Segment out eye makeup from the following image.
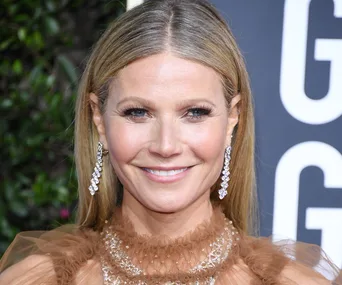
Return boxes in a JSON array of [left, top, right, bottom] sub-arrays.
[[117, 101, 215, 123], [183, 105, 213, 121]]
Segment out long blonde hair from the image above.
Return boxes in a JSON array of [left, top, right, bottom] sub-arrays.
[[75, 0, 257, 234]]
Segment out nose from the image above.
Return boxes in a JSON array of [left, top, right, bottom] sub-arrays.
[[148, 116, 182, 158]]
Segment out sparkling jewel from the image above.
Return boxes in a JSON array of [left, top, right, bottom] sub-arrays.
[[89, 142, 105, 196], [100, 217, 239, 284], [218, 146, 231, 200]]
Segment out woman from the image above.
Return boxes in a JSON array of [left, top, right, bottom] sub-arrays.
[[0, 0, 341, 284]]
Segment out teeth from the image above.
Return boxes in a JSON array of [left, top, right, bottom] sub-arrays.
[[144, 168, 188, 176]]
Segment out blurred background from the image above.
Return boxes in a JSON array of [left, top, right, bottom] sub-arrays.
[[212, 0, 342, 269], [1, 0, 341, 270], [0, 0, 126, 256]]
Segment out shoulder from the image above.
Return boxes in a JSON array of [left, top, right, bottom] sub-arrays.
[[0, 226, 101, 285], [0, 255, 55, 285], [217, 258, 333, 285], [74, 259, 103, 285], [280, 262, 332, 285], [0, 256, 104, 285], [224, 235, 336, 284]]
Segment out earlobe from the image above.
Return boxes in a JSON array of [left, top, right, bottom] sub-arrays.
[[89, 93, 108, 149], [229, 94, 241, 118], [226, 94, 241, 145], [89, 93, 101, 124]]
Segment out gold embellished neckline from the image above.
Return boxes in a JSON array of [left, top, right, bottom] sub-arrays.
[[99, 207, 240, 284]]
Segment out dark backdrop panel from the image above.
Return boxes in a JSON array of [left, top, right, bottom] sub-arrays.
[[211, 0, 342, 267]]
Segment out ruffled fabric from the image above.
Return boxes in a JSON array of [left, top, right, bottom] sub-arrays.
[[99, 206, 239, 284], [0, 225, 101, 284], [0, 207, 341, 285]]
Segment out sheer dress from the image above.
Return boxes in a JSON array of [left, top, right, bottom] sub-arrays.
[[0, 207, 341, 284]]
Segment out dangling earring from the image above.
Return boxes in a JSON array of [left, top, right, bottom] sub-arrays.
[[89, 142, 106, 196], [218, 146, 232, 200]]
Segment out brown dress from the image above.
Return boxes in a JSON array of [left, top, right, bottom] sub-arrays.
[[0, 207, 341, 284]]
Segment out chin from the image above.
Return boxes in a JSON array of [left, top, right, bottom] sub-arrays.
[[149, 204, 186, 214], [138, 192, 200, 214]]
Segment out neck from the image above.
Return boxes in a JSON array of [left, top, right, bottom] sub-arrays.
[[121, 193, 213, 239]]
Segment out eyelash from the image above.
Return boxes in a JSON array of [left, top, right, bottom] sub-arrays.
[[121, 105, 212, 121], [186, 106, 212, 119], [123, 107, 149, 118]]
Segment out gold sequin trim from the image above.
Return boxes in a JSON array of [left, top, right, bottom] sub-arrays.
[[100, 219, 239, 284]]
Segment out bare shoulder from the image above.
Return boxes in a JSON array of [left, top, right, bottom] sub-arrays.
[[0, 255, 103, 285], [74, 259, 103, 285], [217, 256, 333, 285], [280, 262, 332, 285], [0, 254, 55, 285], [215, 259, 256, 285]]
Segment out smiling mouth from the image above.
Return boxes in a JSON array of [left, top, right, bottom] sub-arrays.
[[142, 168, 189, 177]]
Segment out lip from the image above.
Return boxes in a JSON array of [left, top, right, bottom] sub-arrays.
[[139, 166, 193, 183], [142, 166, 190, 171]]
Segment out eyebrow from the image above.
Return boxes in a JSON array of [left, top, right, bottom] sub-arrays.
[[175, 99, 217, 109], [117, 96, 217, 109], [117, 96, 157, 109]]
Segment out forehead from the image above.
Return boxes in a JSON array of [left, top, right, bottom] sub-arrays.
[[113, 53, 223, 97]]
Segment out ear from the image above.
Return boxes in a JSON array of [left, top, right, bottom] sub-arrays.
[[89, 93, 108, 149], [225, 94, 241, 146]]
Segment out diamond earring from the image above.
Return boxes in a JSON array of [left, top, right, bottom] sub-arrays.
[[218, 146, 231, 200], [89, 142, 106, 196]]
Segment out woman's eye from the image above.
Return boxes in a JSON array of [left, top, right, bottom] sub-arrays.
[[187, 108, 211, 119], [124, 108, 148, 118]]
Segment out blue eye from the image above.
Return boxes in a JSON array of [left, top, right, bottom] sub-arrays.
[[124, 108, 148, 118], [187, 108, 211, 118]]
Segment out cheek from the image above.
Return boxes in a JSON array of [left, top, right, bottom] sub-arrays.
[[104, 119, 149, 163], [184, 121, 227, 161], [104, 116, 227, 165]]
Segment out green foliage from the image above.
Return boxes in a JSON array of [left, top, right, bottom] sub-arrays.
[[0, 0, 125, 256]]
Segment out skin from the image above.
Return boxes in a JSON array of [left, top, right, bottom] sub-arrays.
[[0, 53, 330, 284], [90, 53, 240, 238]]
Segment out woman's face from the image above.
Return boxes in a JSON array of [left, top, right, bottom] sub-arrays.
[[91, 53, 239, 213]]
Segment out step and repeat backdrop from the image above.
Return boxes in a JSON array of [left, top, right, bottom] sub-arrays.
[[211, 0, 342, 268], [128, 0, 342, 267]]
